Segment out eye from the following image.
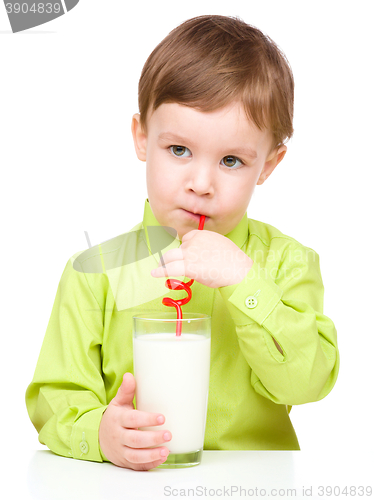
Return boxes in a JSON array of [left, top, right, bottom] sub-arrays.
[[169, 145, 192, 157], [221, 155, 243, 169]]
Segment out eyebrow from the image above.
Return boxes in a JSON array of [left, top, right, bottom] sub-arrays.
[[158, 132, 258, 160]]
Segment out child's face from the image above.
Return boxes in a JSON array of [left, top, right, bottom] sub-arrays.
[[132, 102, 286, 240]]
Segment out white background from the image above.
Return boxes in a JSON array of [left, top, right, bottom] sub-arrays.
[[1, 0, 373, 496]]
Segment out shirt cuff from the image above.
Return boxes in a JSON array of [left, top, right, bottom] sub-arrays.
[[218, 260, 283, 326], [71, 405, 109, 463]]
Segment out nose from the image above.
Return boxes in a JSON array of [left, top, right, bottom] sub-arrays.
[[185, 161, 214, 196]]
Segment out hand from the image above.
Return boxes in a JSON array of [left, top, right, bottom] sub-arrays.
[[151, 230, 253, 288], [99, 373, 171, 471]]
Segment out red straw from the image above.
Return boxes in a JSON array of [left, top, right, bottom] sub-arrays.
[[162, 215, 206, 336]]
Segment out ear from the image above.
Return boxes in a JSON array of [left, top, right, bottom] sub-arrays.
[[131, 113, 147, 162], [257, 145, 287, 185]]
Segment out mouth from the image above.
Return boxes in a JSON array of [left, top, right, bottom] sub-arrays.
[[181, 209, 210, 223]]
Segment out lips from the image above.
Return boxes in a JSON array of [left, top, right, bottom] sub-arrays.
[[182, 209, 210, 222], [184, 208, 209, 218]]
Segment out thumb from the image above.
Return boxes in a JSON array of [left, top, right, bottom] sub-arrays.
[[112, 372, 136, 408]]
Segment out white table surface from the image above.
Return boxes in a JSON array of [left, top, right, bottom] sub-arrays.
[[7, 449, 373, 500]]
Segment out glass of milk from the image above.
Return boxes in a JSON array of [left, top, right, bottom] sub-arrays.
[[133, 312, 211, 468]]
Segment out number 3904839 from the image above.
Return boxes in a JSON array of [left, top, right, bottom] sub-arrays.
[[5, 3, 61, 14]]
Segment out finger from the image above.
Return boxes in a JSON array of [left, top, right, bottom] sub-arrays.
[[122, 410, 166, 429], [112, 373, 135, 408], [151, 260, 186, 278], [129, 456, 170, 471], [181, 229, 199, 242], [124, 445, 170, 465], [156, 248, 183, 266], [123, 429, 172, 449]]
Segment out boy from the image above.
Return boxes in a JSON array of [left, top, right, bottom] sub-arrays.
[[26, 15, 339, 471]]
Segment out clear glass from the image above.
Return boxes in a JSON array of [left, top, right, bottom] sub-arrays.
[[133, 312, 211, 468]]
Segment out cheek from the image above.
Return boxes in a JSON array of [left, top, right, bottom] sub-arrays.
[[146, 151, 163, 182], [146, 158, 177, 198], [146, 164, 161, 199], [148, 147, 171, 176], [225, 175, 256, 206]]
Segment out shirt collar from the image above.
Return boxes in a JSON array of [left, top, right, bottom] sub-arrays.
[[142, 198, 249, 250]]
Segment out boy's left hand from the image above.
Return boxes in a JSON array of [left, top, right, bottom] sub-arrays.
[[151, 229, 253, 288]]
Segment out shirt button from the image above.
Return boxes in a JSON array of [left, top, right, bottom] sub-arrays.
[[80, 440, 89, 454], [245, 296, 258, 308]]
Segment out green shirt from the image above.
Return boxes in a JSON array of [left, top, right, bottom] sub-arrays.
[[25, 199, 339, 462]]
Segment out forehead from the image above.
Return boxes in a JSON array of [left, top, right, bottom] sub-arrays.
[[148, 102, 272, 153]]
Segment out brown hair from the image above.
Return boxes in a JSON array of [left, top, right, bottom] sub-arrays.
[[138, 15, 294, 151]]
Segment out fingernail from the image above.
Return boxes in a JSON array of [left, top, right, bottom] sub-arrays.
[[163, 432, 171, 441], [157, 415, 164, 424], [160, 448, 169, 457]]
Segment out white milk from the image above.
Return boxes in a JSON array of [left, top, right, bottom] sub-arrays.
[[133, 333, 211, 454]]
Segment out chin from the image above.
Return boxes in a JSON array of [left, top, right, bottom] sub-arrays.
[[176, 228, 190, 241]]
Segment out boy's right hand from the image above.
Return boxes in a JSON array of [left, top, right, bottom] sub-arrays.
[[98, 372, 171, 471]]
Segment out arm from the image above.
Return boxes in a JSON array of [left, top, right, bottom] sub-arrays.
[[25, 256, 109, 462], [219, 243, 339, 405], [26, 254, 173, 469]]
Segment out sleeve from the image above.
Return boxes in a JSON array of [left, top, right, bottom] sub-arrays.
[[25, 256, 110, 463], [218, 243, 339, 405]]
